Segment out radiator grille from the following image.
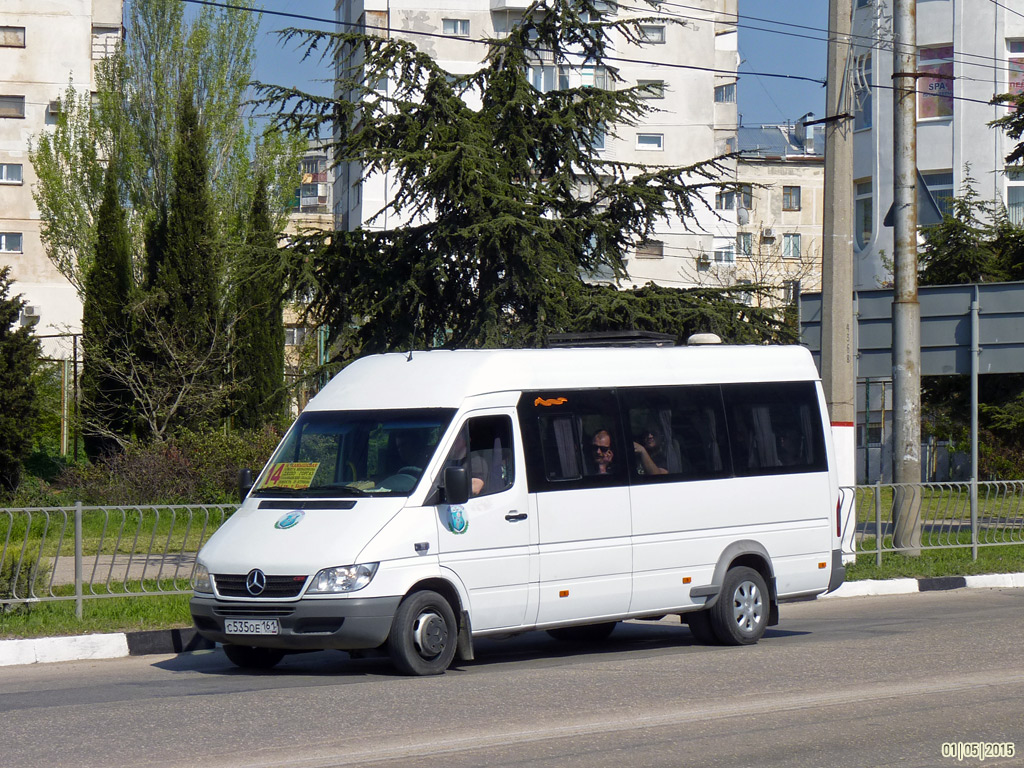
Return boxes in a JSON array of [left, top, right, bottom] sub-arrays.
[[213, 574, 307, 598]]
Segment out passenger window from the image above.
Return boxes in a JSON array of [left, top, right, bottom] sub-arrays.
[[622, 386, 730, 482], [518, 390, 626, 490], [722, 382, 826, 476], [441, 415, 514, 497]]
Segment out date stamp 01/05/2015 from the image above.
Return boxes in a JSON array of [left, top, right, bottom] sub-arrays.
[[942, 743, 1016, 762]]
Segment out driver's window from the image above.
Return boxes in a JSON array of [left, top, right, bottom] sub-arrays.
[[443, 416, 515, 498]]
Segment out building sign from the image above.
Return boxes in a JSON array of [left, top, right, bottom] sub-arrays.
[[918, 46, 954, 119]]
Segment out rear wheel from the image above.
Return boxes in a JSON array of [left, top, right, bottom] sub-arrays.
[[709, 566, 769, 645], [547, 621, 617, 643], [388, 590, 458, 676], [223, 644, 285, 670]]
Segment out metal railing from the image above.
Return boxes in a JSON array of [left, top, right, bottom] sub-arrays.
[[840, 481, 1024, 564], [1, 503, 234, 617]]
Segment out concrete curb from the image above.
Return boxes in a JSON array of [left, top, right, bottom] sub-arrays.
[[0, 627, 214, 668], [4, 573, 1024, 668]]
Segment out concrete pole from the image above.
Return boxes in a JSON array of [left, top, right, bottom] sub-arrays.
[[821, 0, 856, 497], [891, 0, 922, 554]]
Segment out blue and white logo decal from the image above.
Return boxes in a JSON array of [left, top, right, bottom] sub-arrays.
[[275, 510, 305, 530], [448, 505, 469, 535]]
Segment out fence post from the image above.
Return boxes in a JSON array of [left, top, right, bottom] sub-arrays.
[[74, 501, 83, 620], [875, 481, 883, 567]]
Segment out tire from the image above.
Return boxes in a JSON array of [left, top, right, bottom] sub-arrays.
[[223, 644, 285, 670], [388, 590, 458, 676], [546, 621, 617, 643], [683, 609, 719, 645], [709, 566, 769, 646]]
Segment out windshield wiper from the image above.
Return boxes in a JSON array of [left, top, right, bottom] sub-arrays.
[[307, 484, 372, 497]]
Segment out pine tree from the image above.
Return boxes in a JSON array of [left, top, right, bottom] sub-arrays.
[[263, 0, 746, 353], [81, 162, 136, 456], [231, 171, 286, 428], [0, 268, 41, 495], [918, 174, 1004, 286]]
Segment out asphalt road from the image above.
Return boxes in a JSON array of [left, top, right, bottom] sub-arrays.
[[2, 589, 1024, 768]]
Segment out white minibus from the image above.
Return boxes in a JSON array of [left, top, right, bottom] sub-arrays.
[[191, 344, 844, 675]]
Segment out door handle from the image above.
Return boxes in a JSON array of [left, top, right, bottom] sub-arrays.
[[504, 511, 528, 522]]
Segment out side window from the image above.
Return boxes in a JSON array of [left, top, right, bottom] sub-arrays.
[[622, 386, 730, 483], [518, 390, 626, 490], [442, 415, 514, 497], [722, 382, 827, 476]]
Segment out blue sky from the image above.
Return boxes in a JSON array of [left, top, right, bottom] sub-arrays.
[[251, 0, 829, 127]]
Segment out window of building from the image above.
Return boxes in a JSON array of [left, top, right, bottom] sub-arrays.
[[783, 279, 800, 304], [714, 83, 736, 103], [918, 45, 954, 120], [1007, 169, 1024, 227], [1007, 40, 1024, 102], [782, 185, 802, 211], [92, 25, 120, 59], [637, 79, 665, 99], [715, 189, 736, 210], [0, 233, 23, 253], [855, 179, 872, 250], [529, 65, 558, 93], [639, 24, 666, 44], [0, 26, 26, 47], [922, 171, 954, 216], [635, 241, 664, 259], [636, 133, 664, 150], [854, 53, 872, 130], [714, 243, 735, 263], [442, 18, 470, 37], [0, 96, 26, 119], [782, 233, 801, 259], [736, 232, 753, 257], [285, 327, 308, 346], [0, 163, 22, 184], [855, 0, 872, 6], [580, 66, 609, 90], [739, 184, 753, 210]]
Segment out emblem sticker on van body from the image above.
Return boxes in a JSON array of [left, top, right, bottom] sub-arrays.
[[275, 510, 305, 530], [447, 505, 468, 534]]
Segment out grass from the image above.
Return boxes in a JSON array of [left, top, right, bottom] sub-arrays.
[[0, 593, 193, 640], [847, 539, 1024, 580]]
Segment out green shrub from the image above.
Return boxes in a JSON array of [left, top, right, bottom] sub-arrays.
[[51, 425, 283, 505]]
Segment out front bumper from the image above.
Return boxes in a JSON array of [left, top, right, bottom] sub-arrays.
[[190, 595, 402, 650]]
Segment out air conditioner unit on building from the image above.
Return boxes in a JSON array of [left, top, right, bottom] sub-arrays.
[[47, 100, 60, 115], [761, 227, 775, 240], [20, 305, 40, 326]]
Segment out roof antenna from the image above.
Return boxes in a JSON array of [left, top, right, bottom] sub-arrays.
[[407, 306, 421, 361]]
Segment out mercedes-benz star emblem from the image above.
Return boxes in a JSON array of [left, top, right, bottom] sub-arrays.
[[245, 568, 267, 596]]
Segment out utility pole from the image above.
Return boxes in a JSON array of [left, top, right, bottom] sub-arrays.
[[820, 0, 856, 495], [891, 0, 922, 553]]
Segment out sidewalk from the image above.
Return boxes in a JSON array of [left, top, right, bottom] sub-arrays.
[[3, 573, 1024, 668]]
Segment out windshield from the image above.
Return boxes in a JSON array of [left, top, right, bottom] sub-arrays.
[[252, 408, 456, 497]]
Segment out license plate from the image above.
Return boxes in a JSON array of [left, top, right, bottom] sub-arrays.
[[224, 618, 280, 635]]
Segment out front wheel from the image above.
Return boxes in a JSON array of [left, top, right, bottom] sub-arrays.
[[709, 566, 769, 646], [223, 644, 285, 670], [388, 590, 458, 676]]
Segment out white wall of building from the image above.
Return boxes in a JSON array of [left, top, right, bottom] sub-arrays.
[[0, 0, 122, 357], [852, 0, 1024, 290]]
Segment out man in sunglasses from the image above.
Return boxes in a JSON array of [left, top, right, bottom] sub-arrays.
[[590, 429, 616, 475]]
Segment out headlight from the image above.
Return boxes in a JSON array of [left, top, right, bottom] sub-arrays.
[[306, 563, 379, 594], [192, 563, 213, 594]]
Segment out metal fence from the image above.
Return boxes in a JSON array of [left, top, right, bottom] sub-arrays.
[[840, 481, 1024, 564], [0, 503, 234, 616]]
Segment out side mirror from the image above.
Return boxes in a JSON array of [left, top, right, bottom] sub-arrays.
[[238, 468, 254, 502], [443, 466, 470, 506]]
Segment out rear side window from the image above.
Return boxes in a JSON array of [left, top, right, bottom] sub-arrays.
[[518, 390, 627, 490], [621, 386, 731, 482], [722, 382, 827, 476]]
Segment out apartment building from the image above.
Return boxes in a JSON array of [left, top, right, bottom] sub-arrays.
[[852, 0, 1024, 290], [734, 119, 825, 308], [0, 1, 123, 356], [333, 0, 739, 290]]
